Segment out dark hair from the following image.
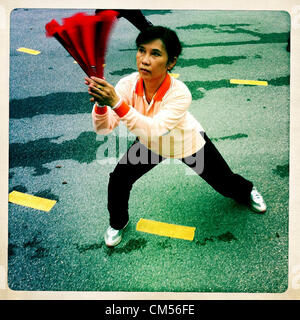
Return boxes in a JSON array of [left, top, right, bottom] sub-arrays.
[[135, 26, 182, 63]]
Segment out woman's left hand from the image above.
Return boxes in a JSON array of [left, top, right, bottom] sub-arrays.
[[85, 76, 119, 107]]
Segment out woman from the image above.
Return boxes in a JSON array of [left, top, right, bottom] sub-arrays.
[[85, 26, 266, 247]]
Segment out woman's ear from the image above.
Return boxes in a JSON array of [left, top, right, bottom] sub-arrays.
[[167, 56, 177, 71]]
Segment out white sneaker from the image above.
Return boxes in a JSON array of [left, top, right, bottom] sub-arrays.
[[104, 222, 129, 247], [250, 187, 267, 213]]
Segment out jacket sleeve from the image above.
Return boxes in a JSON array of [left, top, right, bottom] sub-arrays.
[[91, 77, 132, 135], [92, 105, 120, 135], [112, 84, 192, 139]]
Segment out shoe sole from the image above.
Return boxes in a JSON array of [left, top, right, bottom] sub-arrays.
[[251, 206, 267, 213], [105, 238, 122, 248]]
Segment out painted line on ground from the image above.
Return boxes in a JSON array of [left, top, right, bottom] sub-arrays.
[[8, 191, 57, 212], [230, 79, 268, 86], [136, 218, 196, 241], [16, 47, 41, 55]]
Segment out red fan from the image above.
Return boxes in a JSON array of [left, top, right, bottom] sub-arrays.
[[45, 10, 119, 78]]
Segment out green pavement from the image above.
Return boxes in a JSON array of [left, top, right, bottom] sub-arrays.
[[8, 9, 289, 293]]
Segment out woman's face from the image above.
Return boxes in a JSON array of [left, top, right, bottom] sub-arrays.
[[136, 39, 176, 82]]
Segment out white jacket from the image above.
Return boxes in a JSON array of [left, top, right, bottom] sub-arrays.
[[92, 72, 205, 158]]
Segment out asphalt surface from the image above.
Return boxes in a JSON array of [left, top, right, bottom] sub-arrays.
[[7, 9, 290, 292]]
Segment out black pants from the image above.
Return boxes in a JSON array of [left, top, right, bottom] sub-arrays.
[[107, 133, 253, 229], [95, 9, 153, 31]]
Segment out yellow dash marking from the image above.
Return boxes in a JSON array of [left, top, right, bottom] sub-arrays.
[[230, 79, 268, 86], [73, 60, 77, 64], [136, 218, 196, 241], [170, 73, 180, 78], [8, 191, 56, 212], [17, 47, 41, 55]]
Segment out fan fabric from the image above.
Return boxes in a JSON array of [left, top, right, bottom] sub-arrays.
[[45, 10, 119, 78]]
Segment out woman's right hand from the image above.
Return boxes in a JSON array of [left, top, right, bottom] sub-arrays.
[[85, 77, 120, 107]]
